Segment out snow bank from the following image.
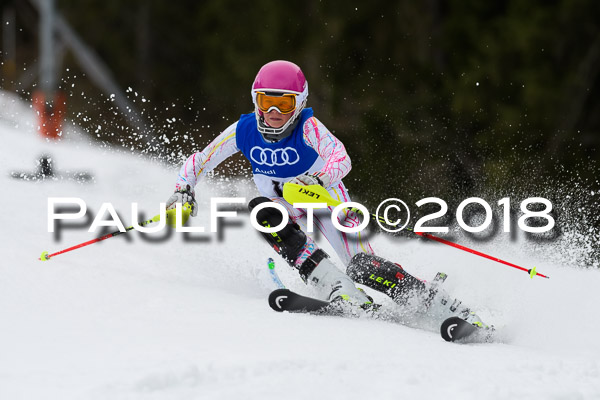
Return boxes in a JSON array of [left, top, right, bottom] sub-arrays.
[[1, 91, 599, 400]]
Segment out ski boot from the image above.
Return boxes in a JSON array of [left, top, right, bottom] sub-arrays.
[[425, 273, 493, 332], [306, 256, 373, 308], [346, 253, 492, 332]]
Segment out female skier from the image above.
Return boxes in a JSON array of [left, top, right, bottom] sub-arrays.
[[166, 60, 488, 330], [166, 60, 375, 306]]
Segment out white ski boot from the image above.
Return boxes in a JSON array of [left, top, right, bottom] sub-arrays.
[[307, 257, 372, 307], [424, 272, 489, 328]]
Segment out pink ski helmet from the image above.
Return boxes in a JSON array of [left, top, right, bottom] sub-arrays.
[[251, 60, 309, 140]]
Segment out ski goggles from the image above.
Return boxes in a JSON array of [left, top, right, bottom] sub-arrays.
[[255, 91, 297, 114]]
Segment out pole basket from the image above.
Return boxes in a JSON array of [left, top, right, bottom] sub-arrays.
[[32, 91, 66, 140]]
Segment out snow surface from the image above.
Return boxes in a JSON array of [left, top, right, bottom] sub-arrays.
[[1, 91, 599, 400]]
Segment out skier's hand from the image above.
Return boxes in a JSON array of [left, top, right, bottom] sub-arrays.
[[289, 171, 331, 188], [166, 184, 198, 217]]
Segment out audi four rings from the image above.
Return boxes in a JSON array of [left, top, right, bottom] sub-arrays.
[[250, 146, 300, 166]]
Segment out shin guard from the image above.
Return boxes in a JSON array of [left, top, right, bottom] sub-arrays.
[[249, 197, 307, 267], [346, 253, 426, 304]]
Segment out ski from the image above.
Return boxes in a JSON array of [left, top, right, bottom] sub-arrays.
[[440, 316, 495, 342], [268, 289, 495, 343], [268, 288, 332, 314], [267, 253, 496, 343]]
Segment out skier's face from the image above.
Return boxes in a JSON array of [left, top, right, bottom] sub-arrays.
[[263, 109, 293, 128]]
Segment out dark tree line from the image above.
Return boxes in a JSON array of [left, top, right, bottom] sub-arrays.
[[3, 0, 599, 210]]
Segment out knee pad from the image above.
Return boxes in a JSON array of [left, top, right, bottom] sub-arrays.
[[346, 253, 426, 304], [249, 197, 307, 266]]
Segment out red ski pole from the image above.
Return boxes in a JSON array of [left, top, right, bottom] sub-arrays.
[[413, 231, 549, 279], [39, 214, 161, 261], [38, 203, 192, 261]]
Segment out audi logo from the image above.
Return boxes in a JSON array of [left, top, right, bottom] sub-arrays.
[[250, 146, 300, 166]]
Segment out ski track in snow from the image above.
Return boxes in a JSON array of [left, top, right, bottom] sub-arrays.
[[1, 91, 599, 400]]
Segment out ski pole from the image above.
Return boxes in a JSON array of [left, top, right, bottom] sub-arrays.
[[39, 214, 160, 261], [282, 183, 549, 279], [39, 203, 192, 261], [411, 232, 548, 279]]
